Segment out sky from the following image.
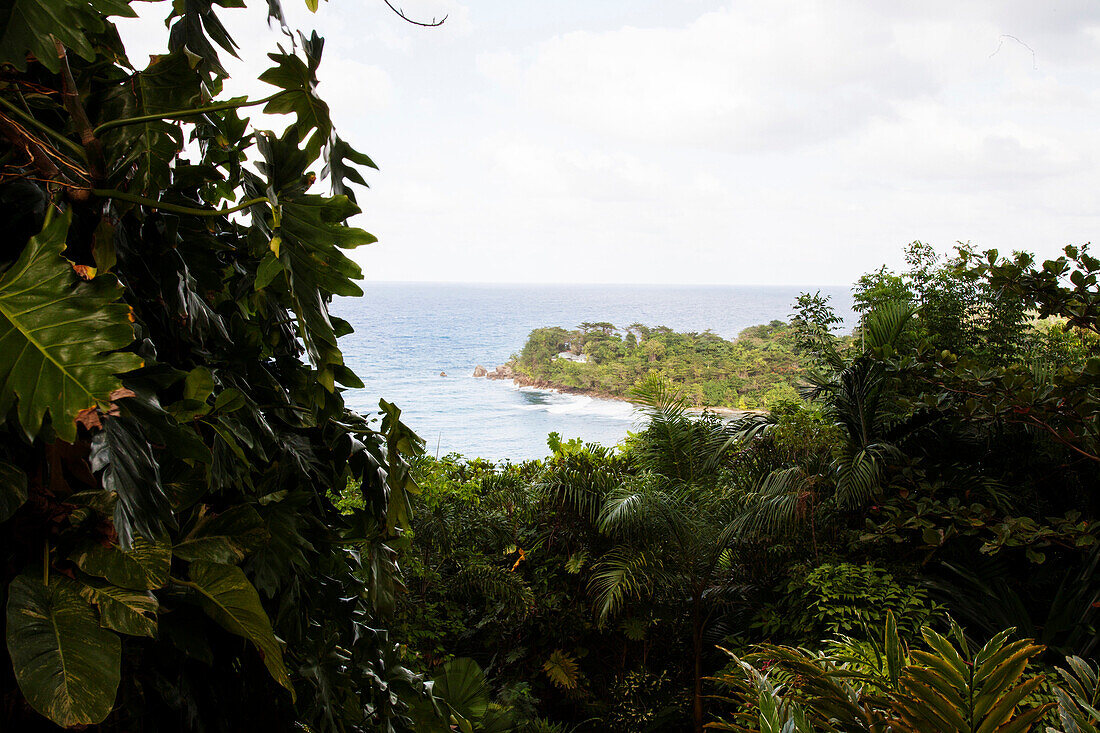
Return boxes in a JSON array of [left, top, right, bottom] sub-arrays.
[[117, 1, 1100, 286]]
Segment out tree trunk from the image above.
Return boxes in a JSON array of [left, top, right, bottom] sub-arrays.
[[692, 604, 704, 733]]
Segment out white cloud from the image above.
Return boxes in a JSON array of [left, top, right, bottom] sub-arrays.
[[113, 1, 1100, 285]]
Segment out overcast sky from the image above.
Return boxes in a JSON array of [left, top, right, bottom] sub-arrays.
[[118, 1, 1100, 285]]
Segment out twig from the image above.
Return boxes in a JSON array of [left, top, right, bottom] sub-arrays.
[[381, 0, 446, 27], [989, 34, 1037, 70]]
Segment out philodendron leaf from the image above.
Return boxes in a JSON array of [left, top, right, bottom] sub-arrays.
[[187, 561, 294, 698], [72, 537, 172, 590], [174, 505, 268, 563], [101, 51, 203, 194], [323, 135, 377, 203], [78, 579, 158, 637], [259, 33, 331, 159], [0, 209, 143, 443], [0, 461, 28, 522], [0, 0, 135, 73], [6, 574, 122, 727]]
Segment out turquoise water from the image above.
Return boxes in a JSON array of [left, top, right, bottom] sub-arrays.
[[333, 283, 855, 461]]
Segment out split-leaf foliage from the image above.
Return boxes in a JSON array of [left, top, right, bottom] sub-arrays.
[[0, 1, 440, 730]]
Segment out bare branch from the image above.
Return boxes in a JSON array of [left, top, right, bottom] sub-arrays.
[[989, 34, 1037, 70], [381, 0, 447, 27]]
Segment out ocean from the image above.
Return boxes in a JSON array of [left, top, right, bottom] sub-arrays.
[[333, 283, 856, 461]]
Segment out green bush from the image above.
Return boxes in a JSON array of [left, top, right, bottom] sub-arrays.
[[754, 563, 944, 643]]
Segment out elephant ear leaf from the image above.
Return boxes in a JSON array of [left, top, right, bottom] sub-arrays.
[[186, 561, 294, 699], [0, 461, 28, 522], [0, 0, 135, 72], [0, 209, 143, 443], [72, 536, 172, 590], [5, 574, 122, 727], [77, 579, 159, 637], [174, 505, 268, 564]]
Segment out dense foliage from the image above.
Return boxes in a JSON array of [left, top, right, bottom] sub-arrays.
[[0, 2, 451, 731], [2, 2, 1098, 731], [511, 320, 812, 409], [389, 244, 1100, 732]]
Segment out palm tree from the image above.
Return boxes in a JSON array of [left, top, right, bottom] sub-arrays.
[[730, 301, 922, 544], [589, 375, 740, 733]]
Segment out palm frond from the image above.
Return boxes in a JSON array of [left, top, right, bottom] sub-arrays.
[[735, 466, 814, 537], [588, 547, 660, 625]]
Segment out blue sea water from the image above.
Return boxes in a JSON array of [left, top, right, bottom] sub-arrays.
[[333, 284, 856, 461]]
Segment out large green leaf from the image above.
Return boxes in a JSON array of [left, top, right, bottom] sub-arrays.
[[78, 578, 158, 637], [174, 505, 267, 563], [434, 657, 490, 723], [90, 407, 173, 547], [186, 561, 294, 698], [259, 32, 331, 159], [281, 193, 373, 391], [0, 0, 135, 73], [323, 135, 377, 203], [6, 574, 122, 726], [248, 129, 372, 391], [102, 51, 204, 194], [0, 460, 28, 522], [0, 210, 143, 442], [72, 536, 172, 590]]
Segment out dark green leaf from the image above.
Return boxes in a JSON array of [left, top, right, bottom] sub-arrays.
[[102, 51, 204, 194], [77, 578, 158, 637], [259, 35, 331, 159], [72, 536, 172, 590], [90, 408, 173, 547], [0, 0, 134, 73], [186, 561, 295, 698], [174, 505, 267, 563], [6, 574, 121, 726], [0, 209, 143, 442], [0, 460, 28, 522]]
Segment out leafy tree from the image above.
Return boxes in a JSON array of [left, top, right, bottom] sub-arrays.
[[0, 1, 436, 730], [589, 375, 741, 733]]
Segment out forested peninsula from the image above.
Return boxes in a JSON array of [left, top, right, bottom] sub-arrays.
[[490, 320, 813, 410]]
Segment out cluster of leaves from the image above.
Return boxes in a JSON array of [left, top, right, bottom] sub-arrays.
[[711, 614, 1099, 732], [510, 320, 810, 410], [0, 1, 452, 730], [753, 562, 944, 642]]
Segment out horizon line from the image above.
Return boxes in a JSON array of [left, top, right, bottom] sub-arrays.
[[353, 279, 854, 289]]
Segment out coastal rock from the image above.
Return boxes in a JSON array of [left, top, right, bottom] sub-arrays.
[[472, 365, 488, 377], [439, 371, 447, 377], [486, 364, 515, 380]]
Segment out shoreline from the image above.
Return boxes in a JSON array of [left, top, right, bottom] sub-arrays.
[[481, 368, 763, 419]]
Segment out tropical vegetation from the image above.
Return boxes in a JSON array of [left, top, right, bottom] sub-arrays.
[[378, 243, 1100, 731], [510, 320, 810, 409], [1, 1, 1098, 732]]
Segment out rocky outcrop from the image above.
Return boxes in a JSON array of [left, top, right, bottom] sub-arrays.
[[472, 365, 488, 378], [486, 364, 515, 380], [439, 371, 447, 377]]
